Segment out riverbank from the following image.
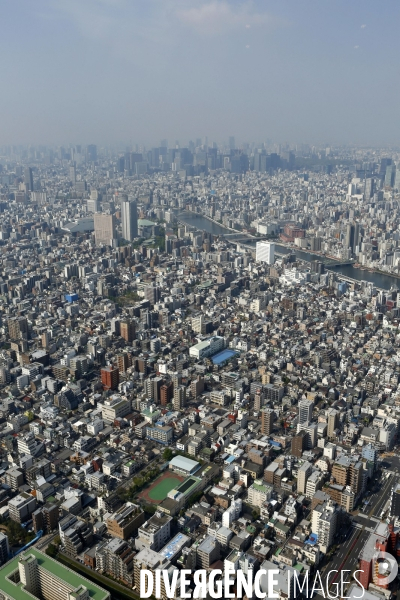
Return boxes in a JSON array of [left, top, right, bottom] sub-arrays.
[[173, 212, 400, 290], [178, 210, 239, 233]]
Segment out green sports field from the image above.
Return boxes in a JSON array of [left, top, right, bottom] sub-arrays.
[[148, 475, 182, 500]]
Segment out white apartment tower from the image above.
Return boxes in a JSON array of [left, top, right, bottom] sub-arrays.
[[121, 198, 138, 241], [298, 399, 313, 425], [256, 242, 275, 264]]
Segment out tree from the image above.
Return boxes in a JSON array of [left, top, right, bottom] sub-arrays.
[[163, 448, 173, 461], [46, 544, 58, 558], [7, 520, 26, 545]]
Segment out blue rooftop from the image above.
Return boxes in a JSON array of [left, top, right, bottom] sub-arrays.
[[224, 455, 236, 464], [212, 349, 238, 365]]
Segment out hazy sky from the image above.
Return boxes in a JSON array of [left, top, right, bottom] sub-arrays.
[[2, 0, 400, 146]]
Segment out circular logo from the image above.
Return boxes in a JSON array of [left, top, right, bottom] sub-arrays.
[[372, 551, 398, 586]]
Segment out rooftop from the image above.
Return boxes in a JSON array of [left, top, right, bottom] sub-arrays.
[[0, 548, 109, 600], [169, 455, 200, 472]]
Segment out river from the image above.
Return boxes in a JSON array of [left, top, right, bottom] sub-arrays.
[[177, 211, 234, 236], [177, 212, 400, 290]]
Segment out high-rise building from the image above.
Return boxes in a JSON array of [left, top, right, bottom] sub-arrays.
[[106, 503, 145, 540], [144, 283, 160, 305], [96, 538, 135, 586], [43, 503, 59, 532], [331, 456, 362, 496], [32, 509, 44, 534], [191, 314, 204, 334], [87, 144, 97, 162], [173, 385, 186, 410], [297, 461, 312, 494], [69, 165, 76, 183], [390, 482, 400, 518], [117, 353, 131, 374], [327, 408, 339, 439], [94, 213, 116, 246], [298, 399, 313, 424], [121, 198, 138, 241], [101, 366, 119, 391], [134, 548, 176, 600], [261, 408, 275, 435], [120, 320, 136, 343], [160, 382, 173, 406], [24, 167, 33, 192], [256, 242, 275, 264], [254, 388, 264, 411], [1, 548, 110, 600], [291, 431, 307, 458], [358, 522, 400, 591], [394, 167, 400, 191], [311, 500, 338, 553], [8, 493, 36, 523], [191, 376, 204, 399], [385, 164, 396, 187], [353, 222, 360, 252], [136, 512, 172, 552], [0, 532, 9, 566], [345, 224, 355, 250], [8, 317, 29, 340]]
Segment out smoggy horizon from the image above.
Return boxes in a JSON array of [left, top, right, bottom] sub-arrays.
[[2, 0, 400, 147]]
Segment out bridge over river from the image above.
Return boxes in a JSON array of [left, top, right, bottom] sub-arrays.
[[175, 210, 398, 290]]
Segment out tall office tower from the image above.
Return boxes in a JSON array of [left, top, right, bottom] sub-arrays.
[[364, 177, 375, 198], [69, 165, 76, 183], [353, 222, 360, 252], [345, 224, 355, 250], [120, 320, 136, 343], [121, 198, 138, 241], [298, 399, 313, 424], [380, 157, 392, 174], [261, 408, 276, 435], [256, 242, 275, 264], [395, 167, 400, 191], [24, 167, 33, 192], [87, 144, 97, 161], [385, 164, 396, 187], [94, 213, 116, 246], [229, 136, 235, 150]]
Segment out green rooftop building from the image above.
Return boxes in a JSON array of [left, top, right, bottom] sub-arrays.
[[0, 548, 109, 600]]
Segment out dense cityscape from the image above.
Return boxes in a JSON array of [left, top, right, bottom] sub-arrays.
[[0, 141, 399, 600]]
